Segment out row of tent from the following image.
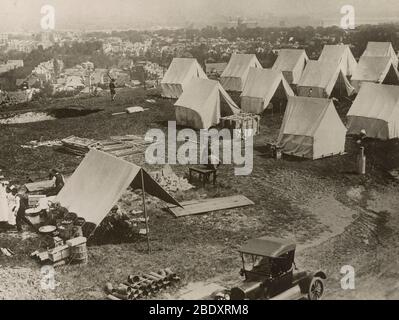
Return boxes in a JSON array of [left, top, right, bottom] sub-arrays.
[[161, 42, 399, 101], [159, 42, 399, 159], [278, 81, 399, 159]]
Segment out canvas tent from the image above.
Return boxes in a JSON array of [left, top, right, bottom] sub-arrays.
[[240, 68, 294, 114], [297, 60, 355, 98], [318, 44, 357, 77], [175, 78, 240, 129], [56, 150, 180, 228], [220, 54, 262, 92], [161, 58, 207, 98], [277, 96, 347, 159], [351, 56, 399, 92], [362, 42, 398, 68], [347, 83, 399, 140], [272, 49, 309, 86]]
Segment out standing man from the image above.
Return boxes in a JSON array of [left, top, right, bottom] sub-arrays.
[[11, 187, 34, 232], [49, 168, 65, 196], [108, 73, 117, 101]]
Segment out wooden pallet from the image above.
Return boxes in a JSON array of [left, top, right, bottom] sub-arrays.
[[167, 195, 254, 218]]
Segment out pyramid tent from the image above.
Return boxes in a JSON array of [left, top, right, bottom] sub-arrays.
[[161, 58, 207, 98], [362, 42, 398, 68], [351, 56, 399, 92], [272, 49, 309, 85], [175, 78, 240, 129], [240, 68, 294, 114], [277, 96, 347, 159], [297, 60, 355, 98], [347, 83, 399, 140], [318, 44, 357, 77], [56, 150, 180, 227], [220, 54, 262, 92]]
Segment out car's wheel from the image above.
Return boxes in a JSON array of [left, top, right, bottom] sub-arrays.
[[308, 277, 324, 300]]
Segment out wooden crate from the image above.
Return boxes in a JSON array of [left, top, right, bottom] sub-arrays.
[[220, 113, 261, 138], [48, 245, 70, 262]]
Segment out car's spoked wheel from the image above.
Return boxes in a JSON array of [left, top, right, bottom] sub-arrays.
[[308, 278, 324, 300]]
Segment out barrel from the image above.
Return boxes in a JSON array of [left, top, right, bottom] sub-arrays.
[[59, 220, 74, 239], [72, 225, 83, 238], [70, 242, 88, 264]]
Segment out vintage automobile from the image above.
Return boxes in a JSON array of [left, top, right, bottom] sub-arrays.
[[214, 237, 326, 300]]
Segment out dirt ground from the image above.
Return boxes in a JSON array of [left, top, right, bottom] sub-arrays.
[[1, 88, 399, 300]]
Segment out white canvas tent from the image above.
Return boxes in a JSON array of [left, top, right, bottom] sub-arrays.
[[175, 78, 240, 129], [351, 56, 399, 92], [161, 58, 207, 98], [220, 54, 262, 92], [362, 42, 398, 68], [318, 44, 357, 77], [277, 96, 347, 159], [240, 68, 294, 114], [56, 150, 180, 227], [272, 49, 309, 86], [347, 83, 399, 140], [297, 60, 355, 98]]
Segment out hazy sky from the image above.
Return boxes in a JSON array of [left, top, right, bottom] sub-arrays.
[[1, 0, 399, 32]]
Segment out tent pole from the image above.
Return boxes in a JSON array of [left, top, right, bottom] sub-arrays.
[[140, 169, 151, 254]]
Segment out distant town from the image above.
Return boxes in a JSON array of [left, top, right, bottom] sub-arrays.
[[1, 22, 399, 106]]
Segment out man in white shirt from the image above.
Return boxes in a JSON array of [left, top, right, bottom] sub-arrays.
[[0, 181, 9, 223]]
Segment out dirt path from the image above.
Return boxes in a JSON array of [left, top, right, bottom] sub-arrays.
[[297, 183, 399, 300]]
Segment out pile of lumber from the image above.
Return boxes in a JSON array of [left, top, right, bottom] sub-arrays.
[[60, 136, 100, 156], [58, 135, 151, 158], [106, 268, 180, 300], [151, 165, 193, 192]]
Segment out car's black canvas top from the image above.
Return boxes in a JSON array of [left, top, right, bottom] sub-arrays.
[[239, 236, 296, 257]]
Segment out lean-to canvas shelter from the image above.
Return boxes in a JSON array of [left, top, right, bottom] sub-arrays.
[[362, 42, 398, 68], [161, 58, 207, 98], [318, 44, 357, 77], [347, 82, 399, 140], [175, 78, 240, 129], [297, 60, 355, 98], [272, 49, 309, 86], [240, 68, 294, 114], [220, 54, 262, 92], [55, 150, 180, 227], [277, 96, 347, 159], [351, 56, 399, 92]]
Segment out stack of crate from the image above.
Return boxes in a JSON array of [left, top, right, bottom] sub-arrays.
[[220, 113, 261, 138]]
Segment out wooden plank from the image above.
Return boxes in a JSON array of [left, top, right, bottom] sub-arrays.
[[167, 195, 254, 218], [109, 148, 140, 157], [102, 143, 132, 152]]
